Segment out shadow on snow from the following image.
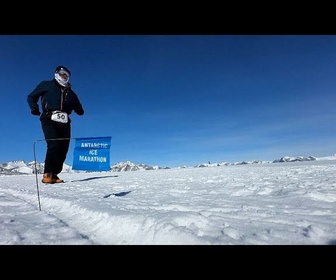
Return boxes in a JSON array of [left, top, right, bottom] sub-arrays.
[[103, 191, 132, 198], [70, 175, 119, 182]]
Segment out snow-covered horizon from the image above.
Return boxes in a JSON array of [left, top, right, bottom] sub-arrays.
[[2, 153, 336, 175]]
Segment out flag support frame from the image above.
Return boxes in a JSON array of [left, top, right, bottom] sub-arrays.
[[33, 138, 72, 211], [33, 136, 111, 211]]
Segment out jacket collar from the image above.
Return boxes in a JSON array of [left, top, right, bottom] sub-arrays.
[[53, 78, 71, 89]]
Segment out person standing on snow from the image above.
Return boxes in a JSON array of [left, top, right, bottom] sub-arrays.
[[27, 66, 84, 184]]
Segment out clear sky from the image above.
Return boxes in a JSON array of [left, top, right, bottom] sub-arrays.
[[1, 35, 336, 167], [1, 158, 336, 244]]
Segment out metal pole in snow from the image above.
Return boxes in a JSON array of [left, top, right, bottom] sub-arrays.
[[33, 138, 72, 211]]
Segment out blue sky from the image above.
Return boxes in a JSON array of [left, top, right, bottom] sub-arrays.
[[1, 35, 336, 167]]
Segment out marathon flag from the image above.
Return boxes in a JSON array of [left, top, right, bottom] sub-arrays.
[[72, 136, 112, 171]]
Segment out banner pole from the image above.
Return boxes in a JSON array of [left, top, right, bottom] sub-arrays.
[[33, 137, 73, 211], [33, 140, 42, 211]]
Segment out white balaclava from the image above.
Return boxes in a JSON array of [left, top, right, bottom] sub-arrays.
[[54, 72, 69, 87]]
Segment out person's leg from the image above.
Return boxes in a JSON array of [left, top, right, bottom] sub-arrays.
[[53, 123, 71, 179], [41, 120, 59, 173], [41, 120, 58, 182]]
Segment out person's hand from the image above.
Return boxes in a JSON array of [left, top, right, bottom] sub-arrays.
[[31, 109, 41, 116]]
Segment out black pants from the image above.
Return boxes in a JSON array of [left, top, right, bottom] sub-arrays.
[[41, 119, 71, 175]]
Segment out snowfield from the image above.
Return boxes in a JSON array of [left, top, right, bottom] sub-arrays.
[[1, 159, 336, 245]]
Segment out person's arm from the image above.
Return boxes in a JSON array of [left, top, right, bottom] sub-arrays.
[[73, 94, 84, 116], [27, 81, 47, 115]]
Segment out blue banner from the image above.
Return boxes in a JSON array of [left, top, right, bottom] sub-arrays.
[[72, 136, 112, 171]]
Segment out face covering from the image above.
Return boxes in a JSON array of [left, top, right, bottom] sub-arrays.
[[54, 72, 69, 87]]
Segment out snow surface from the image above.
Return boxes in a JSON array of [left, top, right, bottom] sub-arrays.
[[1, 158, 336, 245]]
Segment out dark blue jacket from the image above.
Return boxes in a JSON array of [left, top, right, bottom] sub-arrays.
[[27, 79, 84, 122]]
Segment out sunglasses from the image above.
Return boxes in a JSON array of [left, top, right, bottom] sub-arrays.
[[58, 69, 70, 76]]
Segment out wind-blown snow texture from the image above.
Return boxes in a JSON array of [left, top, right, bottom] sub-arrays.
[[1, 157, 336, 245]]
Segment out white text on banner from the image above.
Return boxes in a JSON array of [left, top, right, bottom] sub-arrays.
[[72, 136, 112, 171]]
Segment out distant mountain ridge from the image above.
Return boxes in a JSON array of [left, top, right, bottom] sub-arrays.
[[1, 154, 336, 175]]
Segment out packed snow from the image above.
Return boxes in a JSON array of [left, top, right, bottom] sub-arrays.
[[1, 156, 336, 245]]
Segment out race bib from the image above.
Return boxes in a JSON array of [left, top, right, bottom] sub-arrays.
[[51, 111, 68, 123]]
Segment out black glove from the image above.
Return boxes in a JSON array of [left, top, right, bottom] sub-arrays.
[[31, 109, 41, 116]]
